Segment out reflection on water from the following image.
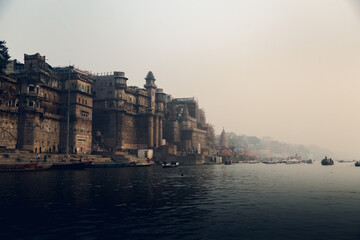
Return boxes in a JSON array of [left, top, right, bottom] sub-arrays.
[[1, 162, 360, 240]]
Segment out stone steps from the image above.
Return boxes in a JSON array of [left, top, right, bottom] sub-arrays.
[[0, 153, 113, 164]]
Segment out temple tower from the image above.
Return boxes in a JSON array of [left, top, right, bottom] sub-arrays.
[[219, 128, 229, 148]]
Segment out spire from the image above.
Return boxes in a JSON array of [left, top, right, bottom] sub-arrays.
[[145, 71, 156, 81], [144, 71, 157, 89], [220, 128, 229, 148]]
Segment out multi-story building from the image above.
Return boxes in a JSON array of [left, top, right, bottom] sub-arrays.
[[54, 66, 93, 154], [164, 97, 215, 155], [13, 53, 61, 153], [0, 74, 18, 149], [93, 71, 166, 151]]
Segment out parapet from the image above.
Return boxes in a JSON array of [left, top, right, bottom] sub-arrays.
[[114, 71, 125, 77]]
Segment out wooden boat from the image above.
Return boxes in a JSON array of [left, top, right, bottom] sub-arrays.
[[162, 162, 179, 168], [51, 161, 92, 170], [321, 157, 334, 166], [0, 162, 52, 172]]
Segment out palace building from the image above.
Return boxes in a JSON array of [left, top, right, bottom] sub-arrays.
[[92, 71, 166, 151]]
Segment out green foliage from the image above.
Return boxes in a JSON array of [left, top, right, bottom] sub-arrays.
[[0, 40, 11, 74]]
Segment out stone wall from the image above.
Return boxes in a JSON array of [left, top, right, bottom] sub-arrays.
[[0, 111, 17, 149]]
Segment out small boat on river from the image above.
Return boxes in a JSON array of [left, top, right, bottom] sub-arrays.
[[321, 156, 334, 166], [355, 161, 360, 167], [162, 162, 179, 168], [0, 162, 52, 172]]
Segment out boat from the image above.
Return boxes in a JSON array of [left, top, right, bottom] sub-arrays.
[[0, 162, 52, 172], [286, 159, 301, 164], [321, 157, 334, 166], [162, 162, 179, 168], [355, 161, 360, 167], [51, 161, 92, 170]]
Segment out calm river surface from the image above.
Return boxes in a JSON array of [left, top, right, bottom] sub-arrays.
[[1, 161, 360, 240]]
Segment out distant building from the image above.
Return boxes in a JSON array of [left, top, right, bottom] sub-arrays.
[[164, 97, 215, 154], [92, 71, 166, 150]]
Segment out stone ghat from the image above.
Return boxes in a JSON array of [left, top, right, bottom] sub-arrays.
[[0, 152, 112, 165], [0, 151, 154, 167]]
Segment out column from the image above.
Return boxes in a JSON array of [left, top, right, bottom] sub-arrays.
[[159, 118, 163, 146], [148, 116, 154, 148], [154, 116, 159, 147]]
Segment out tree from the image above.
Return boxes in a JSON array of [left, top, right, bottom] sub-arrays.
[[0, 40, 10, 74]]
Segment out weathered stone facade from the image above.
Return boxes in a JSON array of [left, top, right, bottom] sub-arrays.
[[13, 53, 61, 153], [1, 52, 216, 158], [0, 75, 18, 149], [55, 67, 93, 154], [4, 53, 93, 154], [93, 71, 165, 150]]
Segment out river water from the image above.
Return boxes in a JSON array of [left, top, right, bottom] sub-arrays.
[[0, 161, 360, 240]]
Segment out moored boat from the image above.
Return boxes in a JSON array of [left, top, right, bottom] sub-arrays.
[[0, 162, 52, 172], [162, 162, 179, 168], [321, 156, 334, 166], [355, 161, 360, 167]]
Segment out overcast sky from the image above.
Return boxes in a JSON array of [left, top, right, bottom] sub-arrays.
[[1, 0, 360, 159]]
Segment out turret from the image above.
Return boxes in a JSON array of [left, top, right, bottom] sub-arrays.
[[144, 71, 157, 110], [114, 71, 128, 89], [144, 71, 157, 89]]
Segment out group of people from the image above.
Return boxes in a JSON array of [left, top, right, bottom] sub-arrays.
[[34, 145, 57, 154]]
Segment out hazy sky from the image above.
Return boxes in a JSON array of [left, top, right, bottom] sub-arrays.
[[1, 0, 360, 158]]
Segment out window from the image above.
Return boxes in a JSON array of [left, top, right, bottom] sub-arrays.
[[0, 81, 3, 88], [28, 85, 35, 92], [85, 99, 87, 105], [28, 101, 34, 107], [78, 98, 81, 103], [80, 111, 89, 117]]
